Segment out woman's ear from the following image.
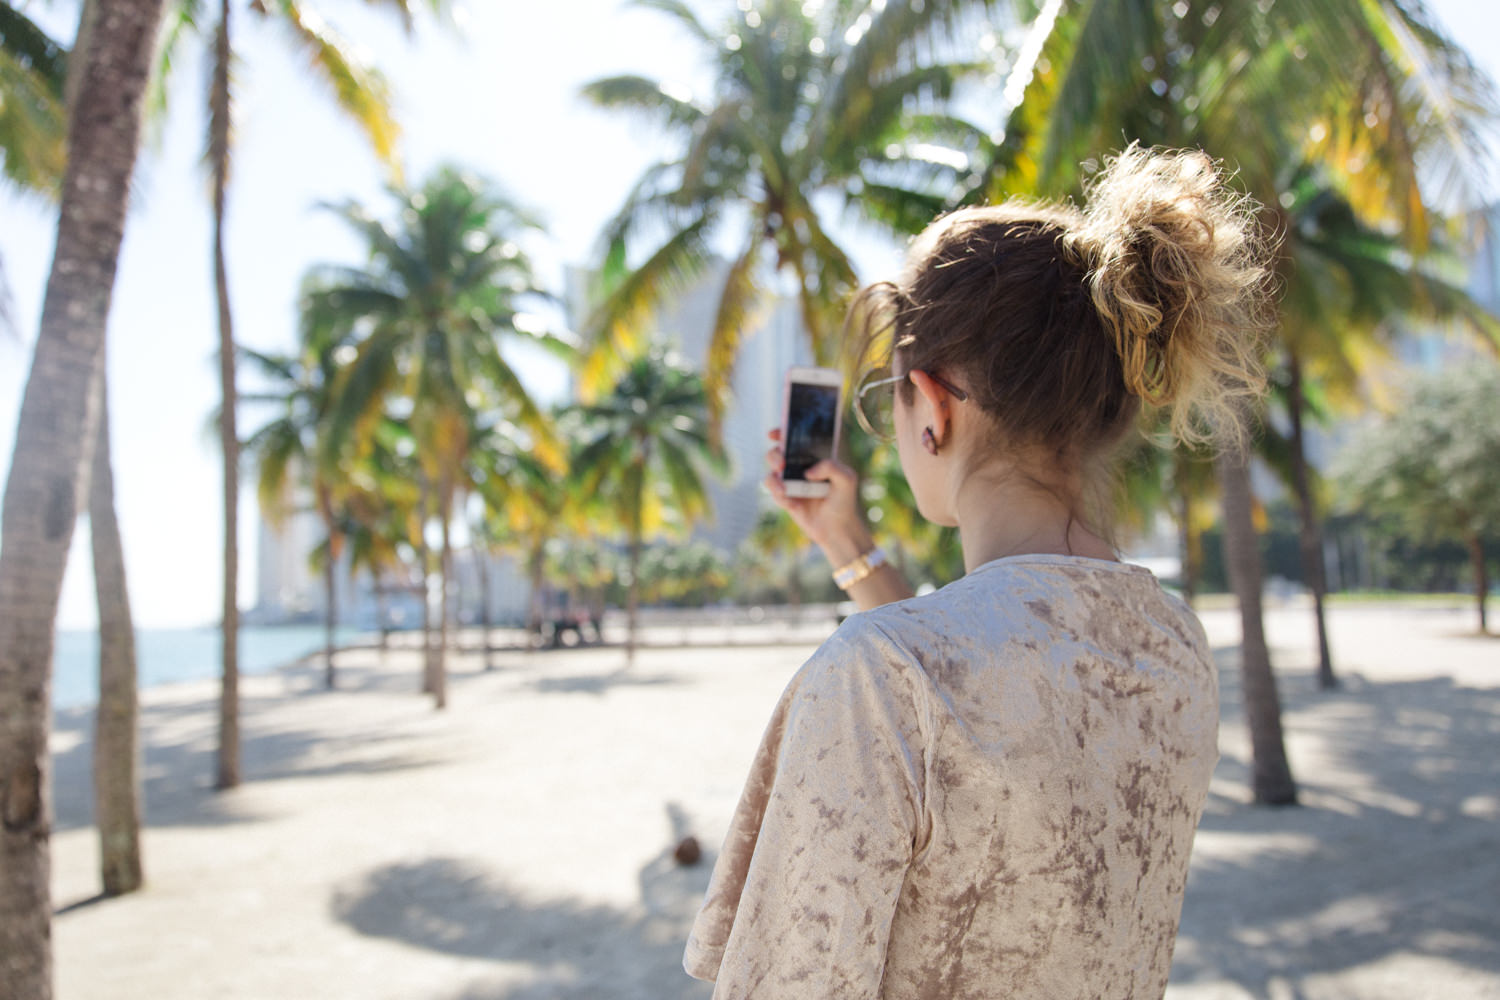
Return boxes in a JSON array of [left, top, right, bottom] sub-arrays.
[[907, 369, 955, 444]]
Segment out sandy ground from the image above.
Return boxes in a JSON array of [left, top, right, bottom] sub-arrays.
[[46, 598, 1499, 1000]]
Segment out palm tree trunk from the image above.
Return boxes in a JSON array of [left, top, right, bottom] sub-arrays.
[[1216, 443, 1298, 806], [211, 0, 240, 791], [90, 372, 143, 897], [1286, 352, 1336, 689], [627, 527, 642, 666], [434, 492, 451, 709], [1468, 534, 1489, 635], [0, 0, 165, 992], [477, 545, 493, 670], [417, 478, 436, 694], [1174, 455, 1199, 607], [527, 541, 545, 638], [322, 537, 337, 689], [375, 578, 390, 657], [626, 449, 647, 666]]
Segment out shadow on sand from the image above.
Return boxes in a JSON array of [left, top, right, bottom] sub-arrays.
[[525, 668, 686, 697], [50, 681, 452, 834], [1172, 645, 1500, 994], [331, 804, 713, 1000]]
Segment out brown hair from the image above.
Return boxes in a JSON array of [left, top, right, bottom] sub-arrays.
[[847, 144, 1274, 468]]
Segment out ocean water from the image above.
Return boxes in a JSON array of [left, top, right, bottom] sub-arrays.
[[52, 625, 362, 711]]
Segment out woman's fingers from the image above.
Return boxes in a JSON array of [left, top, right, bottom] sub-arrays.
[[803, 459, 854, 490], [764, 469, 788, 503]]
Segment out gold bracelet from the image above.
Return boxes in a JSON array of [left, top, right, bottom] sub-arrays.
[[833, 547, 887, 591]]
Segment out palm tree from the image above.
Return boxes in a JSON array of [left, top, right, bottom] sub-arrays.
[[998, 0, 1495, 806], [469, 417, 574, 661], [1270, 171, 1500, 688], [152, 0, 443, 786], [88, 355, 144, 898], [579, 0, 1007, 415], [0, 0, 167, 992], [306, 166, 564, 707], [345, 488, 418, 656], [240, 339, 354, 688], [4, 0, 148, 901], [569, 344, 728, 662]]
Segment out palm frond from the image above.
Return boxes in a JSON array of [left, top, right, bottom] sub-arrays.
[[580, 73, 705, 130], [627, 0, 714, 44], [0, 8, 66, 196], [276, 1, 403, 175], [0, 4, 67, 92], [146, 0, 208, 128], [579, 215, 714, 400], [704, 236, 768, 427]]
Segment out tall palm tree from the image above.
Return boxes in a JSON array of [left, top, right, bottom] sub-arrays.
[[152, 0, 443, 785], [580, 0, 1008, 415], [999, 0, 1495, 806], [1276, 170, 1500, 688], [569, 344, 728, 662], [4, 0, 148, 900], [88, 352, 144, 898], [306, 166, 565, 707], [0, 0, 167, 993]]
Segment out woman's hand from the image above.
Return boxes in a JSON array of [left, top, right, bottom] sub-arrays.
[[764, 428, 874, 569]]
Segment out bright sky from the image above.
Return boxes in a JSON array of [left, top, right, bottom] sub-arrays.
[[1, 0, 1496, 630]]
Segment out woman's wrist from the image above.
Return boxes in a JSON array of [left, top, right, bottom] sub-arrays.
[[818, 528, 875, 570]]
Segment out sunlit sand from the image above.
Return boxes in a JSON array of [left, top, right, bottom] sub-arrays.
[[49, 600, 1498, 999]]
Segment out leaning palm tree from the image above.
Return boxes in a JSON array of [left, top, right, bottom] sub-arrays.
[[0, 0, 168, 993], [1000, 0, 1496, 806], [4, 0, 147, 901], [579, 0, 1009, 415], [306, 166, 565, 708], [569, 344, 729, 662], [152, 0, 444, 785]]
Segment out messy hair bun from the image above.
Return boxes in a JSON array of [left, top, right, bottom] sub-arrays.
[[1067, 144, 1272, 446], [846, 143, 1274, 467]]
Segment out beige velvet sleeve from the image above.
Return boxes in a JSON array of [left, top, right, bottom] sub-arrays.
[[684, 623, 929, 997]]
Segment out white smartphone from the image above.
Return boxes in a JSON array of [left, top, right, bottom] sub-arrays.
[[781, 365, 843, 498]]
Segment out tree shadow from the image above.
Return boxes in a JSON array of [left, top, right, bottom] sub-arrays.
[[526, 667, 686, 697], [1172, 645, 1500, 993], [330, 804, 714, 999], [50, 691, 449, 832]]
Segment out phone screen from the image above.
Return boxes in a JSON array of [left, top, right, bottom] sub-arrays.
[[784, 381, 840, 480]]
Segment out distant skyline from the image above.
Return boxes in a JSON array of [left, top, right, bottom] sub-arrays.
[[1, 0, 1496, 630]]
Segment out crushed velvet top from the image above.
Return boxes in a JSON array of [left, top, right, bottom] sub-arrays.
[[685, 555, 1218, 999]]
